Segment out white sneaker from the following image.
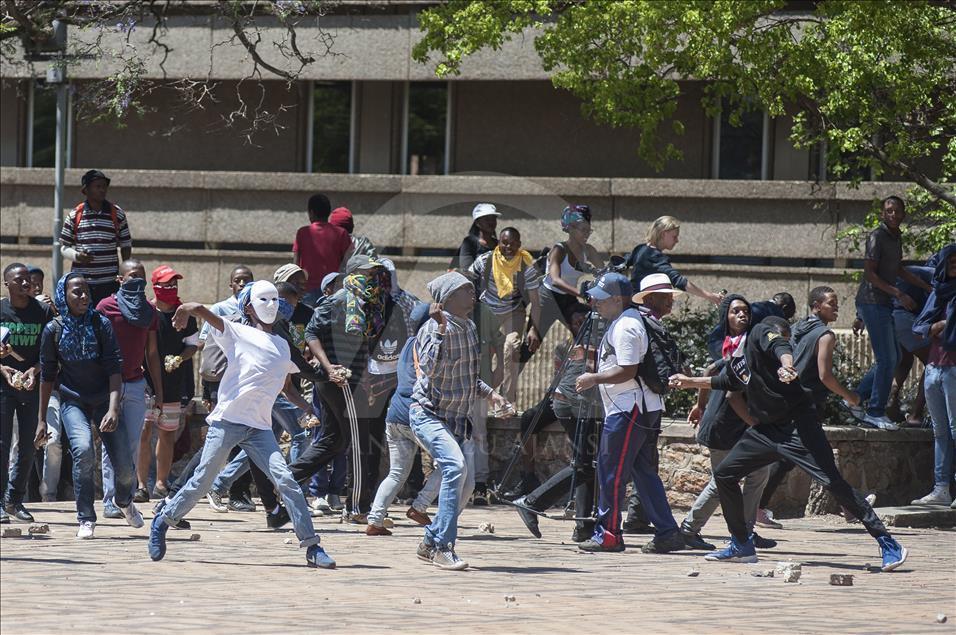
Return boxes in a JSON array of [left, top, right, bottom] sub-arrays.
[[206, 491, 229, 513], [311, 496, 332, 513], [76, 521, 95, 539], [911, 485, 953, 506], [755, 508, 783, 530], [328, 494, 344, 511], [842, 399, 866, 422], [862, 414, 899, 431], [118, 499, 145, 528], [951, 498, 956, 510]]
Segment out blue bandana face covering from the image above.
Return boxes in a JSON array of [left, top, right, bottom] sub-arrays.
[[116, 277, 156, 328], [54, 273, 99, 361]]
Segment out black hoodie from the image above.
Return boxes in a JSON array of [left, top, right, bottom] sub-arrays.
[[711, 320, 812, 424], [696, 294, 751, 450], [791, 316, 831, 408]]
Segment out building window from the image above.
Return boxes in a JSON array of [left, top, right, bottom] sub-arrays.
[[310, 81, 351, 173], [712, 104, 767, 180], [28, 80, 66, 168], [404, 82, 448, 175]]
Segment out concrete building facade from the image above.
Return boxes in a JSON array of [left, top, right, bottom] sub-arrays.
[[0, 3, 935, 325]]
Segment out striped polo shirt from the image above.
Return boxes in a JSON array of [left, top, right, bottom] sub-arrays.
[[59, 201, 133, 287]]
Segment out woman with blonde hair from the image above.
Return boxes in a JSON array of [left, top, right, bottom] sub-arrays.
[[627, 215, 722, 305]]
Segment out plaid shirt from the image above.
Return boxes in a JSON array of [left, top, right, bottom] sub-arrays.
[[411, 312, 493, 438]]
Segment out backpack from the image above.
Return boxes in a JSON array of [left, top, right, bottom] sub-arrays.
[[50, 314, 103, 352], [636, 311, 684, 396], [199, 314, 241, 382], [71, 201, 120, 240]]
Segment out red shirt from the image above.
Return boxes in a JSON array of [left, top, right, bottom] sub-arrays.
[[928, 338, 956, 367], [96, 295, 158, 382], [292, 221, 351, 291]]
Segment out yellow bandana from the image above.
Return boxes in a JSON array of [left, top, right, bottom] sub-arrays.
[[491, 247, 533, 298]]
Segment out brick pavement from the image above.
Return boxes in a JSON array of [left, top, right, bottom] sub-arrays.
[[1, 501, 954, 634]]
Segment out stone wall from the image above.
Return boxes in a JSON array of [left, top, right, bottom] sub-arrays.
[[486, 419, 935, 517]]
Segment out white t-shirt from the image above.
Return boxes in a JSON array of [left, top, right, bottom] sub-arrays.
[[597, 307, 664, 416], [206, 320, 298, 430]]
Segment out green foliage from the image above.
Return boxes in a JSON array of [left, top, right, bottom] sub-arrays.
[[414, 0, 956, 203], [662, 304, 717, 416]]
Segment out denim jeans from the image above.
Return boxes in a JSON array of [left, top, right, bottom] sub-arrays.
[[924, 364, 956, 487], [39, 392, 62, 501], [162, 419, 319, 547], [102, 379, 148, 508], [684, 447, 770, 533], [367, 422, 442, 527], [409, 407, 475, 548], [60, 399, 136, 522], [1, 385, 40, 506], [211, 396, 309, 493], [855, 303, 900, 417]]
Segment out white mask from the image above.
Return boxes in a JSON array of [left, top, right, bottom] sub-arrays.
[[248, 280, 279, 324]]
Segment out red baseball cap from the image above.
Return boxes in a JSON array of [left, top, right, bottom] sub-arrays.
[[151, 265, 183, 284]]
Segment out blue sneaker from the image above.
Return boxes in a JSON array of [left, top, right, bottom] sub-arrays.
[[306, 544, 336, 569], [704, 537, 758, 563], [878, 535, 907, 572], [148, 514, 169, 561]]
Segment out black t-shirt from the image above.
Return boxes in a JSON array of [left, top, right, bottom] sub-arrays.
[[711, 322, 811, 424], [1, 297, 55, 375], [151, 309, 197, 403]]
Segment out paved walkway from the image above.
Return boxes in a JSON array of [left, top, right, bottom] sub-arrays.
[[2, 501, 954, 634]]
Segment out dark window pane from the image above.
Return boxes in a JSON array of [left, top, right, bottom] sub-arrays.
[[407, 82, 446, 175], [312, 82, 351, 173], [32, 82, 57, 168], [718, 108, 762, 180]]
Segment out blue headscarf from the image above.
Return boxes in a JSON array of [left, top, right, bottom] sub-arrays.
[[913, 244, 956, 351], [53, 273, 100, 361], [236, 283, 293, 326], [561, 204, 590, 231]]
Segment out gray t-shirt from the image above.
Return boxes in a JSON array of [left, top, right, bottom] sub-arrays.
[[469, 251, 541, 315], [855, 224, 902, 307]]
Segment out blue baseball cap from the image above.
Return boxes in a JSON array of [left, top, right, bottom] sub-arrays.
[[586, 272, 633, 301]]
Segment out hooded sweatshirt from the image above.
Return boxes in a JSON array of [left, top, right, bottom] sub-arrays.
[[696, 293, 750, 450], [914, 243, 956, 364], [791, 316, 831, 408]]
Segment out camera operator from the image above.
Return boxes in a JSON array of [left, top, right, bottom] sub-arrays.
[[574, 273, 684, 554]]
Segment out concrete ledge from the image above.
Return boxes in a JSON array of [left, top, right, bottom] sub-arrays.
[[876, 505, 956, 528]]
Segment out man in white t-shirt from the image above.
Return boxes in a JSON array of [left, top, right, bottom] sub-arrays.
[[147, 280, 335, 569], [574, 273, 683, 554]]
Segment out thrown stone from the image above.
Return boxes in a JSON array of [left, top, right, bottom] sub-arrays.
[[284, 537, 295, 544], [829, 574, 854, 586], [28, 523, 50, 535], [413, 598, 422, 605], [478, 522, 495, 534], [937, 613, 947, 624], [504, 595, 516, 602], [189, 533, 201, 541], [383, 517, 395, 529], [750, 569, 775, 578], [2, 527, 22, 538], [775, 562, 802, 583], [687, 569, 700, 577]]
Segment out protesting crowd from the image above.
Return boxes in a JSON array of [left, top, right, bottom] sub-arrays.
[[1, 169, 953, 573]]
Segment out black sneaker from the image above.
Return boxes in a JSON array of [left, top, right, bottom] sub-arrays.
[[571, 525, 594, 543], [4, 503, 34, 523], [679, 526, 716, 551], [578, 536, 625, 553], [0, 507, 9, 524], [502, 472, 541, 500], [133, 487, 150, 503], [228, 493, 257, 512], [622, 518, 655, 534], [641, 531, 685, 554], [751, 531, 778, 549], [471, 483, 489, 507], [512, 496, 541, 538], [267, 506, 291, 530]]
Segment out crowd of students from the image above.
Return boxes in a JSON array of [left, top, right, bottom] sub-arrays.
[[1, 171, 953, 573]]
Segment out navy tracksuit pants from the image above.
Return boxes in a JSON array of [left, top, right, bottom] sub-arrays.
[[594, 407, 678, 545]]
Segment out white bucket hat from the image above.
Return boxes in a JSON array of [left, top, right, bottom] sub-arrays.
[[472, 203, 500, 221]]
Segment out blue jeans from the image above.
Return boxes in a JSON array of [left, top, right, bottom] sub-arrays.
[[103, 379, 148, 508], [367, 422, 442, 527], [924, 364, 956, 487], [162, 419, 319, 547], [60, 399, 135, 522], [211, 396, 309, 492], [1, 386, 40, 506], [409, 407, 475, 548], [594, 408, 678, 544], [856, 303, 900, 417]]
